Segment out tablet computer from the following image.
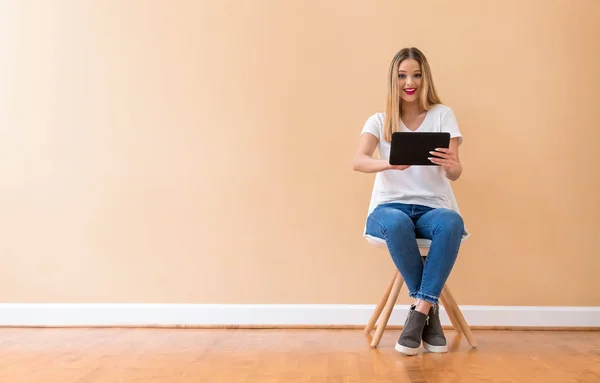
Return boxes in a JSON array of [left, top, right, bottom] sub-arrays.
[[389, 132, 451, 166]]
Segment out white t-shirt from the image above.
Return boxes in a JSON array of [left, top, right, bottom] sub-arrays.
[[361, 103, 463, 211]]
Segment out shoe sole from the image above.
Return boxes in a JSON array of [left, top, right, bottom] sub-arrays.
[[395, 343, 419, 356], [422, 341, 448, 353]]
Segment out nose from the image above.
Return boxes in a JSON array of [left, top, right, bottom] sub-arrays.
[[405, 75, 414, 86]]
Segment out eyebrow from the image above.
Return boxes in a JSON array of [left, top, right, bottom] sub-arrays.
[[398, 70, 422, 73]]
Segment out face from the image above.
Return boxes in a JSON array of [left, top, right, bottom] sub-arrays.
[[397, 59, 422, 103]]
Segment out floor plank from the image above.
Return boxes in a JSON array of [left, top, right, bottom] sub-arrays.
[[0, 328, 598, 382]]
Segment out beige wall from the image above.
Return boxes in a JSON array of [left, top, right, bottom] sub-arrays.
[[1, 1, 599, 306]]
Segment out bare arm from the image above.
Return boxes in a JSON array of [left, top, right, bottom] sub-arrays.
[[352, 133, 409, 173]]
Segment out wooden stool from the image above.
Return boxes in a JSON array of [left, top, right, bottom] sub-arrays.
[[364, 235, 477, 349]]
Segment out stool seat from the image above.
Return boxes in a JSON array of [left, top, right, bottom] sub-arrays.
[[365, 234, 431, 249]]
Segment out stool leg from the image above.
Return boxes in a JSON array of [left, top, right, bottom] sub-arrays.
[[441, 285, 477, 348], [440, 291, 462, 335], [370, 271, 403, 348], [365, 272, 397, 334]]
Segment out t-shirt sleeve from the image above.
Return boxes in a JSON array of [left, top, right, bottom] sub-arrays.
[[360, 114, 382, 141], [441, 108, 463, 145]]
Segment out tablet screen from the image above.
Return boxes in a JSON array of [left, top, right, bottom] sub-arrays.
[[389, 132, 450, 166]]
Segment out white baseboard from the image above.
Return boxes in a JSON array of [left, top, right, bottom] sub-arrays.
[[0, 304, 598, 328]]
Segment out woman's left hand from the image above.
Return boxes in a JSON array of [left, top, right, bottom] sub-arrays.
[[428, 148, 458, 170]]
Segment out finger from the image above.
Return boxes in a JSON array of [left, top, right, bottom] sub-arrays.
[[434, 148, 455, 158], [429, 157, 453, 166], [429, 150, 451, 159]]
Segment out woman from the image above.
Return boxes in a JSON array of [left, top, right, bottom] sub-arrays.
[[352, 47, 466, 356]]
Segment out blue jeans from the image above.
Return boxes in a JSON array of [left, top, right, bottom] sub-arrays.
[[366, 203, 464, 305]]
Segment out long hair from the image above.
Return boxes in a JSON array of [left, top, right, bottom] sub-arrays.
[[383, 47, 442, 142]]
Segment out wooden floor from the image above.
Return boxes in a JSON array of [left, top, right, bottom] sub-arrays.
[[0, 328, 599, 382]]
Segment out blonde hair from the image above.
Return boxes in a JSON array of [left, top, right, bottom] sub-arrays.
[[383, 47, 442, 142]]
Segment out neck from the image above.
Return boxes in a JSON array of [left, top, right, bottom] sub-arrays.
[[401, 101, 425, 117]]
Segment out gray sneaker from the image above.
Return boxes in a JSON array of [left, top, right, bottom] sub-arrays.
[[395, 305, 428, 356], [422, 304, 448, 353]]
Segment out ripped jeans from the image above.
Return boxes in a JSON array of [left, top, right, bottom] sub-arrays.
[[366, 203, 464, 305]]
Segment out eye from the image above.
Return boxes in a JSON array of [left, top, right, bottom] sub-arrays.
[[414, 73, 422, 78], [398, 73, 406, 79]]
